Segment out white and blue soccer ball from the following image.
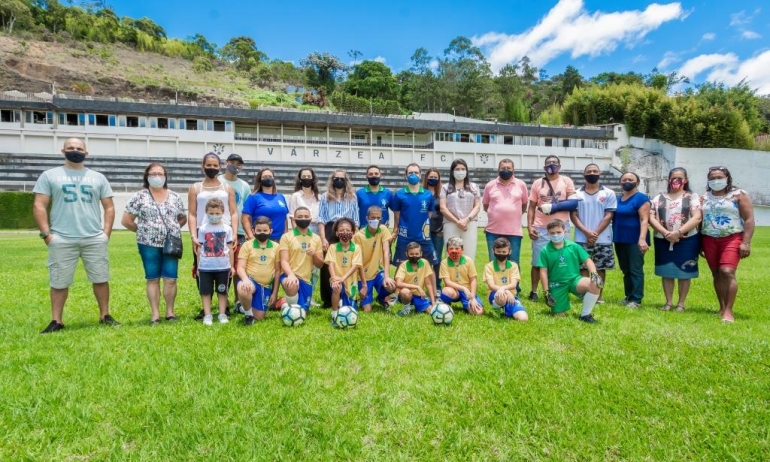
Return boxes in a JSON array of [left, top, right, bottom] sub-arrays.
[[281, 304, 306, 327], [430, 303, 454, 325], [335, 305, 358, 329]]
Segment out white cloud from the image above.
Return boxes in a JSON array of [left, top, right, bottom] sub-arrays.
[[677, 53, 739, 80], [676, 51, 770, 94], [729, 9, 760, 27], [658, 51, 681, 69], [702, 32, 716, 41], [742, 30, 761, 40], [472, 0, 686, 72], [429, 59, 439, 70], [373, 56, 387, 64], [632, 55, 646, 64]]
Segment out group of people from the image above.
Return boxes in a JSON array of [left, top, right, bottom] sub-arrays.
[[33, 138, 755, 333]]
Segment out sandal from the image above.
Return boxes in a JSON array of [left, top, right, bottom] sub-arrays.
[[659, 303, 672, 311], [150, 319, 160, 325], [674, 305, 685, 312], [165, 315, 178, 322]]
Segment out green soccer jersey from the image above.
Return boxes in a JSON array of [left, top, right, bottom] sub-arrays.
[[537, 240, 589, 284]]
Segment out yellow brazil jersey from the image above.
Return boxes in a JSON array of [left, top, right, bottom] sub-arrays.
[[483, 260, 520, 295], [439, 256, 477, 287], [324, 241, 362, 295], [395, 258, 434, 295], [238, 239, 279, 286], [353, 225, 392, 281], [278, 228, 322, 283]]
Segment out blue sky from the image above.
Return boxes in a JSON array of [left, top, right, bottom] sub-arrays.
[[106, 0, 770, 93]]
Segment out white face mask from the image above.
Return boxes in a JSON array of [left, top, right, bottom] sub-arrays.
[[708, 179, 728, 191], [454, 170, 467, 181], [549, 233, 565, 243], [148, 176, 165, 189]]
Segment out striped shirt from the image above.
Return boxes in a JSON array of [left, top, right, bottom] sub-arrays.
[[318, 195, 360, 227]]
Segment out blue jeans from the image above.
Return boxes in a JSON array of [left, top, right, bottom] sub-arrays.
[[138, 243, 179, 280]]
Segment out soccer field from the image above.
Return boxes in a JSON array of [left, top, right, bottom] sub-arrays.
[[1, 230, 769, 460]]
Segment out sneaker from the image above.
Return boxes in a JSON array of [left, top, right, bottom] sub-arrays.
[[40, 320, 64, 334], [528, 291, 539, 302], [234, 301, 245, 315], [202, 314, 213, 326], [626, 301, 641, 309], [579, 314, 598, 324], [244, 315, 255, 326], [274, 297, 287, 311], [397, 304, 414, 317], [100, 314, 121, 327], [331, 311, 338, 328], [311, 300, 321, 308], [619, 297, 629, 306], [194, 309, 205, 320], [218, 313, 229, 324], [596, 297, 606, 304]]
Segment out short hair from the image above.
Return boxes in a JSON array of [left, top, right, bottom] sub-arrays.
[[205, 197, 224, 212], [583, 163, 599, 172], [333, 217, 357, 234], [405, 162, 421, 174], [294, 206, 309, 215], [366, 165, 381, 174], [366, 205, 381, 216], [142, 162, 167, 189], [254, 216, 272, 228], [545, 155, 561, 165], [546, 219, 566, 231], [498, 158, 514, 169], [406, 242, 421, 252], [621, 171, 640, 183], [493, 238, 511, 250], [446, 236, 464, 249]]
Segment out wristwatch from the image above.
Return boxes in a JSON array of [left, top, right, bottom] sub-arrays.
[[39, 231, 50, 239]]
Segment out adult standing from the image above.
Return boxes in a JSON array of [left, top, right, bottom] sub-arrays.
[[424, 168, 444, 281], [33, 137, 119, 333], [391, 163, 438, 269], [649, 168, 702, 312], [122, 163, 187, 324], [482, 158, 529, 264], [318, 169, 359, 308], [288, 167, 321, 233], [612, 172, 650, 308], [356, 165, 393, 227], [570, 163, 616, 303], [527, 155, 576, 301], [218, 153, 251, 311], [440, 159, 481, 261], [700, 166, 754, 323], [242, 168, 290, 241]]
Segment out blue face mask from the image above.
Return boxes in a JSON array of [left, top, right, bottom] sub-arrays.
[[407, 173, 420, 185], [549, 233, 565, 243], [207, 214, 222, 224], [427, 178, 439, 187]]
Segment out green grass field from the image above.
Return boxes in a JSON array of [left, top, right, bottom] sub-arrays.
[[1, 230, 769, 461]]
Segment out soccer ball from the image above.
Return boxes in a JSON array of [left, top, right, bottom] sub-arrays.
[[335, 305, 358, 329], [430, 303, 454, 325], [280, 304, 306, 327]]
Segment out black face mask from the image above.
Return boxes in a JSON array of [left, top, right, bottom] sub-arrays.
[[498, 169, 513, 180], [295, 219, 311, 229], [333, 178, 346, 189], [408, 256, 420, 265], [204, 168, 219, 179], [300, 178, 314, 188], [495, 253, 509, 262], [367, 177, 381, 186], [65, 150, 86, 163], [255, 233, 270, 243], [584, 174, 600, 184], [261, 177, 275, 188]]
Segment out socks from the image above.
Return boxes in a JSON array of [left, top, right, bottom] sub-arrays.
[[582, 292, 600, 316], [244, 308, 254, 318]]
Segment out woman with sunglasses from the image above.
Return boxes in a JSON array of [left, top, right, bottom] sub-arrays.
[[700, 166, 754, 323]]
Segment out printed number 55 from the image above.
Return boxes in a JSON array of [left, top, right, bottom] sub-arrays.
[[62, 184, 94, 203]]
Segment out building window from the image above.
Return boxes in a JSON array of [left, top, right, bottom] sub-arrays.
[[503, 135, 513, 145], [544, 138, 553, 147], [27, 111, 51, 124], [186, 119, 197, 130], [169, 119, 176, 129], [126, 116, 139, 128], [225, 121, 233, 132], [95, 114, 109, 126], [459, 133, 470, 143], [158, 118, 168, 129], [0, 109, 20, 122], [562, 139, 571, 148]]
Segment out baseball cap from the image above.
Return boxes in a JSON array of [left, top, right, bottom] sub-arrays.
[[226, 153, 243, 163]]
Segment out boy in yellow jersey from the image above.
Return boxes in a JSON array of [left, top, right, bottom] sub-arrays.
[[395, 241, 437, 316], [353, 206, 396, 312], [236, 216, 281, 325], [325, 217, 365, 326], [439, 237, 485, 315], [483, 237, 528, 321], [279, 207, 324, 311]]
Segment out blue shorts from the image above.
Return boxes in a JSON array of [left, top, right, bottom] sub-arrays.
[[246, 278, 273, 312], [339, 285, 358, 310], [392, 239, 438, 267], [399, 293, 432, 313], [279, 274, 313, 310], [488, 291, 526, 317], [440, 291, 484, 312], [359, 271, 391, 306], [138, 243, 179, 280]]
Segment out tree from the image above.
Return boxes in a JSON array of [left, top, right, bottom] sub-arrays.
[[301, 51, 346, 96], [220, 36, 266, 71], [344, 60, 398, 101], [589, 71, 645, 86], [561, 65, 583, 97], [437, 36, 494, 118], [348, 49, 362, 67], [1, 0, 33, 34], [69, 81, 94, 95], [188, 33, 217, 58]]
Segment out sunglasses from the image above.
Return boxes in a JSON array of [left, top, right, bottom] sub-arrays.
[[709, 166, 727, 172]]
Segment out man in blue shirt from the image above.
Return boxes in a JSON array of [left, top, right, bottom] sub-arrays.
[[356, 165, 392, 227], [391, 163, 438, 268]]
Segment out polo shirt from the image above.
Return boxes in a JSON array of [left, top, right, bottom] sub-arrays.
[[278, 228, 322, 283], [482, 177, 529, 236], [353, 225, 392, 280], [439, 255, 477, 287], [238, 239, 279, 286], [529, 175, 577, 228], [483, 260, 521, 293], [356, 186, 392, 226], [324, 241, 363, 295], [395, 258, 434, 295], [243, 192, 289, 240], [390, 187, 434, 242]]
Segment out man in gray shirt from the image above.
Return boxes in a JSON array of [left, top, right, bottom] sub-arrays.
[[33, 137, 120, 333]]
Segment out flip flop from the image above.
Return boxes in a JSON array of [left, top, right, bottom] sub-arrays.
[[659, 303, 672, 311], [165, 316, 178, 322], [675, 305, 685, 312]]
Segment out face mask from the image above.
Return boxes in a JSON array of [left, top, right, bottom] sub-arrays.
[[367, 177, 381, 186], [453, 170, 467, 181], [148, 176, 165, 189], [204, 168, 219, 179], [448, 250, 463, 260], [495, 253, 509, 262], [333, 178, 346, 189], [255, 233, 270, 243], [427, 178, 439, 187], [368, 219, 380, 229], [407, 173, 420, 185], [295, 219, 311, 229], [408, 256, 420, 265], [65, 150, 86, 163], [261, 177, 275, 188], [584, 174, 600, 184], [708, 179, 728, 191], [499, 169, 514, 180], [545, 164, 560, 175], [300, 178, 314, 188], [226, 164, 241, 175], [549, 233, 565, 243], [621, 182, 636, 192], [338, 232, 353, 242], [207, 214, 222, 224], [669, 178, 684, 190]]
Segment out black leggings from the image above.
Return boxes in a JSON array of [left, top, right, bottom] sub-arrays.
[[320, 221, 339, 308]]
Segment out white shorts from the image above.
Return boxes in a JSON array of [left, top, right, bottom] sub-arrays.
[[47, 233, 110, 289]]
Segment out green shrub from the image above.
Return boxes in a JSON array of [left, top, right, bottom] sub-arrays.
[[0, 192, 37, 229]]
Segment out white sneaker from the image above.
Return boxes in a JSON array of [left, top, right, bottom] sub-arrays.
[[202, 314, 213, 326], [218, 313, 229, 324]]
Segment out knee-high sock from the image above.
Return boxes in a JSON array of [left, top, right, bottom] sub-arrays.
[[582, 292, 600, 316]]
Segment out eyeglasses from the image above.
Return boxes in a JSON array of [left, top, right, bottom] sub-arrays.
[[147, 173, 165, 177]]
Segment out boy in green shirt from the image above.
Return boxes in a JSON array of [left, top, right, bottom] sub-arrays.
[[537, 219, 603, 323]]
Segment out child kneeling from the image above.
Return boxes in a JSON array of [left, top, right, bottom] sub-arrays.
[[484, 237, 528, 321], [394, 242, 437, 316], [439, 237, 484, 315], [325, 218, 365, 325], [236, 216, 281, 325], [538, 219, 602, 323]]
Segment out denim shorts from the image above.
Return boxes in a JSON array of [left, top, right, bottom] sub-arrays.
[[138, 243, 179, 280]]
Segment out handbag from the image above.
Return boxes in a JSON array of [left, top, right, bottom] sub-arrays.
[[151, 190, 183, 259]]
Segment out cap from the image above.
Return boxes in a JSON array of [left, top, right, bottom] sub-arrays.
[[227, 153, 243, 163]]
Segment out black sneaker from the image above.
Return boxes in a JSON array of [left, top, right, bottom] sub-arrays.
[[194, 309, 205, 320], [579, 314, 598, 324], [100, 314, 121, 326], [40, 320, 64, 334], [529, 291, 540, 302], [244, 315, 255, 326]]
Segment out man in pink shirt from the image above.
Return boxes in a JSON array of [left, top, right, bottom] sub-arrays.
[[482, 159, 529, 265], [527, 155, 577, 302]]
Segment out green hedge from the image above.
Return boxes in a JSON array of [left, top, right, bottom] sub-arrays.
[[0, 192, 38, 229]]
